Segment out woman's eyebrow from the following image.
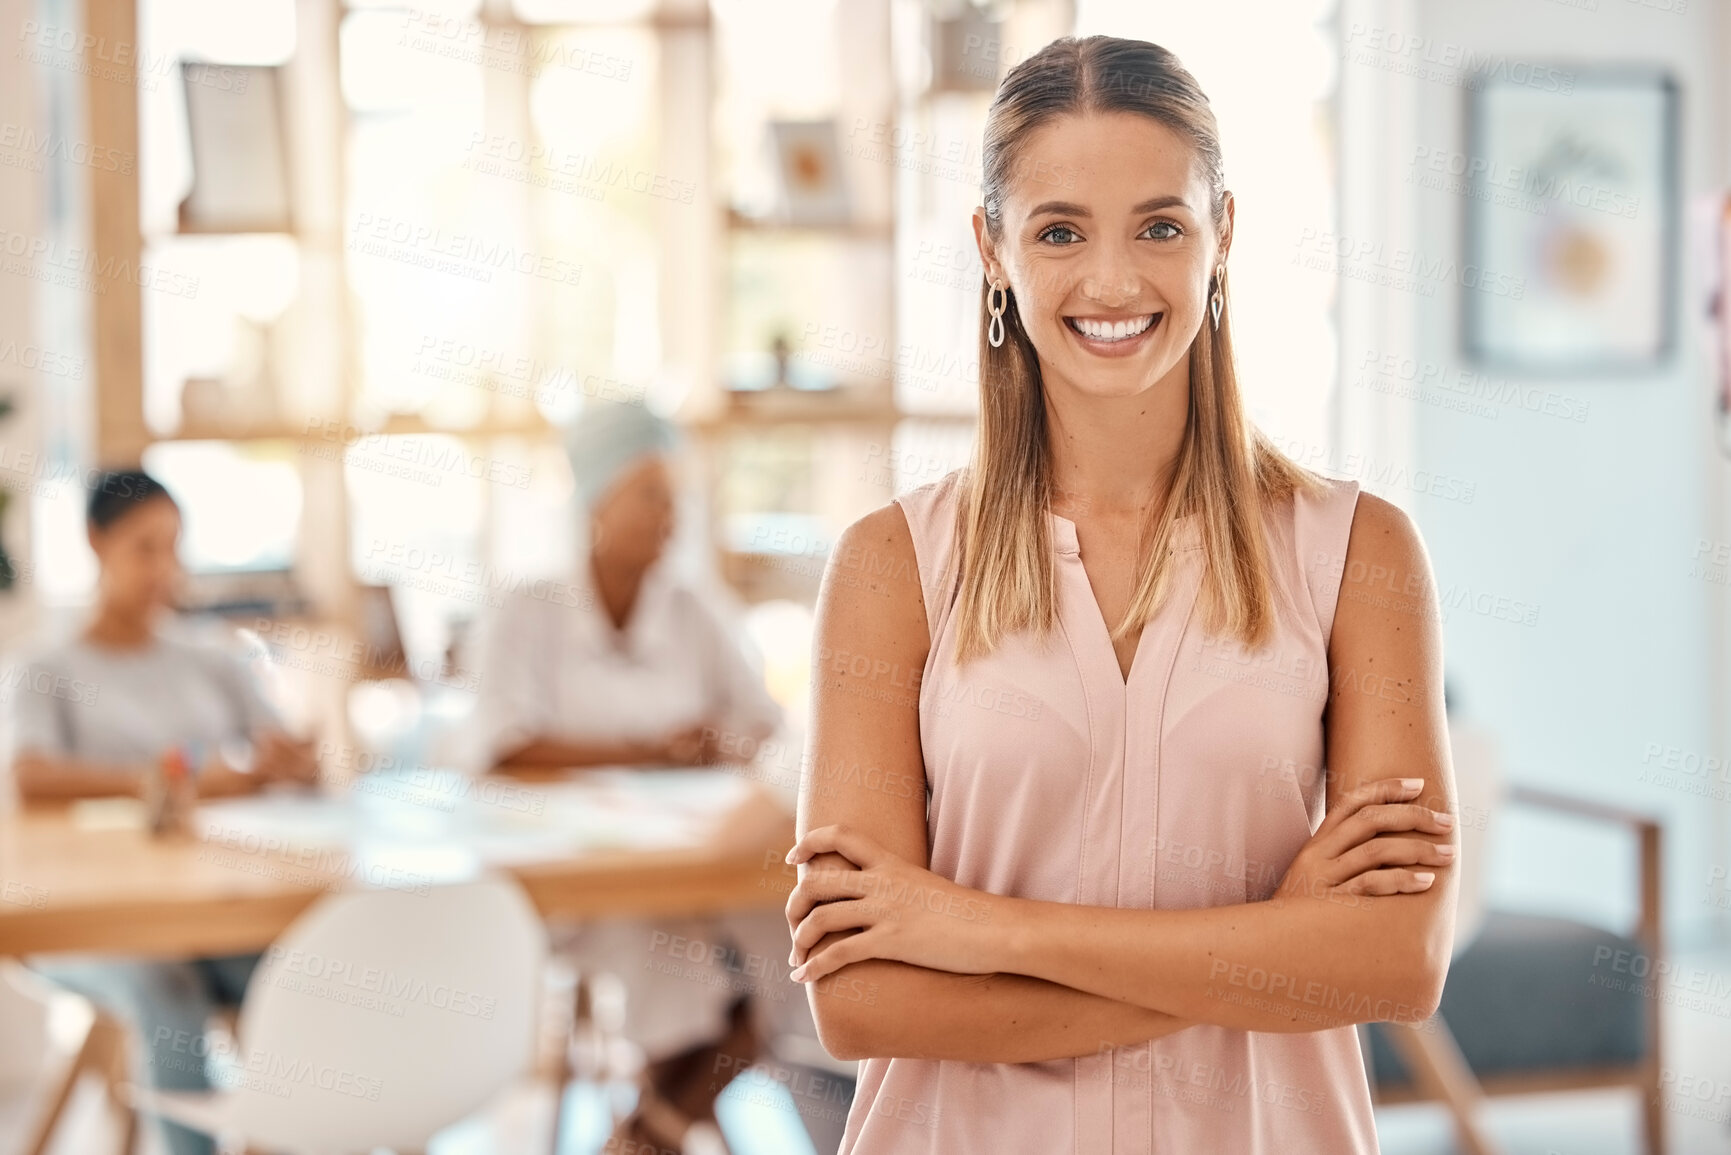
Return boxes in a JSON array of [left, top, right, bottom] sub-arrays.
[[1027, 194, 1191, 218]]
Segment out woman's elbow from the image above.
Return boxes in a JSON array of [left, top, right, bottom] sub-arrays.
[[807, 981, 876, 1062], [804, 957, 918, 1061], [12, 757, 56, 802], [1386, 937, 1452, 1023]]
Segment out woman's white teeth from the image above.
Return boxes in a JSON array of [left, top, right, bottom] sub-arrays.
[[1071, 314, 1154, 341]]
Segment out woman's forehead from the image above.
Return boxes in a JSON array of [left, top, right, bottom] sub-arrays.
[[1001, 111, 1208, 216]]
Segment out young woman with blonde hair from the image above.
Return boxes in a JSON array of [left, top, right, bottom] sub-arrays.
[[784, 36, 1458, 1152]]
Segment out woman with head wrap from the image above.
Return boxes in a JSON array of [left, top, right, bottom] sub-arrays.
[[464, 401, 810, 1154], [467, 399, 782, 771]]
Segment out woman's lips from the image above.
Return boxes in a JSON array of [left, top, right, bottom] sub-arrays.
[[1064, 313, 1162, 356]]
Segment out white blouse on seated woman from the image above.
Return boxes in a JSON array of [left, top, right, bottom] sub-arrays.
[[465, 554, 783, 773]]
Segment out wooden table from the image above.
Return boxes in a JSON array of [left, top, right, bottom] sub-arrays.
[[0, 767, 797, 958]]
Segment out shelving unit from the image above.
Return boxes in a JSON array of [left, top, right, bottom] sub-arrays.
[[68, 0, 1069, 756]]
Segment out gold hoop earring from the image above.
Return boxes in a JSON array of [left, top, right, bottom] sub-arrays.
[[1210, 265, 1224, 332], [987, 280, 1008, 348]]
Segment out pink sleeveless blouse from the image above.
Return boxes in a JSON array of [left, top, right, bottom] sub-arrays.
[[837, 468, 1379, 1154]]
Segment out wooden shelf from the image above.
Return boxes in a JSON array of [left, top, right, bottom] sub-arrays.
[[375, 412, 554, 439], [145, 227, 341, 248], [152, 412, 555, 444], [170, 220, 294, 237], [723, 209, 894, 242], [692, 389, 899, 431], [718, 547, 826, 605]]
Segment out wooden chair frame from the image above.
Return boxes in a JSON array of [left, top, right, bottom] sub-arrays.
[[1370, 786, 1665, 1155], [20, 1004, 137, 1155]]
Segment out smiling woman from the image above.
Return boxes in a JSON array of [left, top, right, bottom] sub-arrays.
[[786, 35, 1459, 1155]]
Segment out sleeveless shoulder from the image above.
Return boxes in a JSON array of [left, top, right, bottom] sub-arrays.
[[890, 468, 965, 644], [1291, 475, 1362, 648]]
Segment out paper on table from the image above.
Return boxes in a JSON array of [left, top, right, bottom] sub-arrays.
[[460, 770, 759, 863], [195, 793, 358, 847], [188, 768, 761, 873], [69, 797, 149, 830]]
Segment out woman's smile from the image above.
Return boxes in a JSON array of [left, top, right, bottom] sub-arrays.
[[1063, 310, 1162, 356]]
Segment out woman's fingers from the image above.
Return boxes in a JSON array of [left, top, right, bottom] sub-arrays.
[[790, 926, 882, 985], [783, 864, 873, 930], [786, 824, 888, 869], [1313, 777, 1426, 839], [1335, 868, 1437, 896], [1345, 802, 1456, 841], [789, 898, 876, 966], [1314, 802, 1455, 860], [1325, 836, 1456, 886]]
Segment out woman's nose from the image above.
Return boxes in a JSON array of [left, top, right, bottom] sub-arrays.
[[1077, 268, 1139, 308]]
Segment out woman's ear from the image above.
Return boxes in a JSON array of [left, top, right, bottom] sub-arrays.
[[1217, 190, 1236, 266], [971, 207, 1002, 285]]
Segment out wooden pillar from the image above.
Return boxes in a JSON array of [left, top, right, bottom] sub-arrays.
[[83, 0, 147, 465]]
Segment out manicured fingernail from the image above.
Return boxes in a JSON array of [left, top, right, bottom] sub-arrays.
[[1433, 811, 1455, 828], [1400, 778, 1424, 791], [784, 850, 795, 864], [1413, 872, 1435, 885], [790, 965, 807, 982], [1435, 844, 1455, 858]]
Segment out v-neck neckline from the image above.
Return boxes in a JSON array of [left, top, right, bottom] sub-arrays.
[[579, 552, 675, 657], [1048, 509, 1147, 688], [1048, 507, 1202, 689]]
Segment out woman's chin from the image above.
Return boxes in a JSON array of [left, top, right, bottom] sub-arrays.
[[1045, 348, 1181, 397]]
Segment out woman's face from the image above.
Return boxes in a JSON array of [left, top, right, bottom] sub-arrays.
[[973, 110, 1233, 401], [591, 454, 676, 569], [89, 497, 183, 618]]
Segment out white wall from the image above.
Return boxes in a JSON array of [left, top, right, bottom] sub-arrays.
[[0, 0, 41, 636], [0, 0, 42, 804], [1393, 0, 1729, 946]]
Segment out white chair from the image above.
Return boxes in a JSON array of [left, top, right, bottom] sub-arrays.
[[128, 875, 548, 1155], [0, 960, 137, 1155]]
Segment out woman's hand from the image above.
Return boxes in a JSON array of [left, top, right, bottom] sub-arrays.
[[1273, 776, 1456, 904], [253, 732, 320, 787], [194, 755, 259, 799], [660, 721, 724, 766], [783, 826, 1001, 984]]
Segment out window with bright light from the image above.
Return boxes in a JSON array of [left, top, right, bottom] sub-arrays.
[[142, 441, 303, 572], [1075, 0, 1340, 447]]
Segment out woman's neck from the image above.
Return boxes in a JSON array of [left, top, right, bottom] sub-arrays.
[[589, 550, 651, 634], [1042, 358, 1190, 520], [84, 605, 156, 650]]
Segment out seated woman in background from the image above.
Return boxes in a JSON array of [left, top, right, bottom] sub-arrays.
[[470, 399, 783, 772], [8, 469, 318, 1155], [467, 401, 806, 1154], [11, 469, 317, 800]]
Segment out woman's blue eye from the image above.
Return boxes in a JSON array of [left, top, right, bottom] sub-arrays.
[[1038, 221, 1180, 244]]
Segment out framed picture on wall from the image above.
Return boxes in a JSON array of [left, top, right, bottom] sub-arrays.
[[1462, 68, 1677, 374], [768, 120, 851, 226], [178, 62, 294, 233]]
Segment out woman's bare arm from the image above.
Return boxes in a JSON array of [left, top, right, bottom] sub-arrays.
[[797, 502, 1193, 1063], [15, 751, 261, 801], [14, 752, 146, 801], [492, 735, 669, 771]]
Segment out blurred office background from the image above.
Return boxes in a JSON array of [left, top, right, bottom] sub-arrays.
[[0, 0, 1728, 1152]]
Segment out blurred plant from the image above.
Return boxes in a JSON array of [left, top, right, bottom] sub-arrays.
[[0, 389, 18, 591]]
